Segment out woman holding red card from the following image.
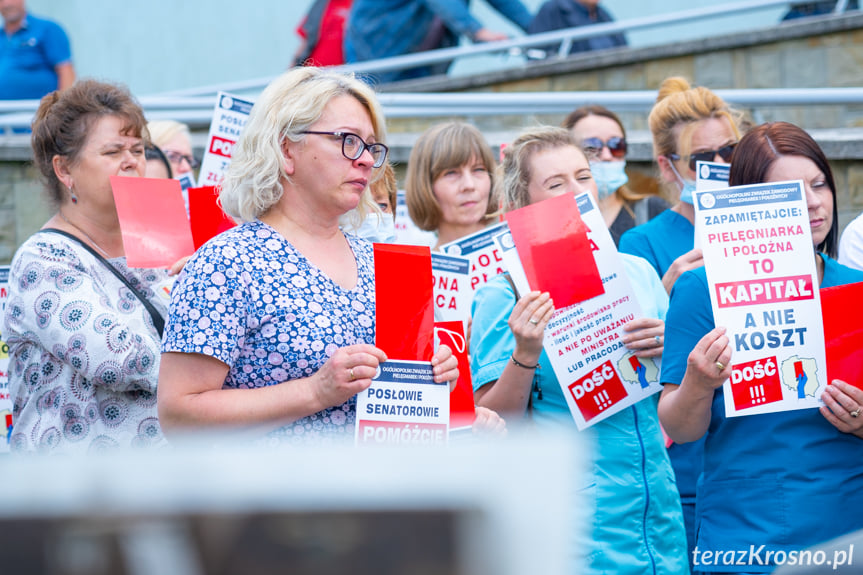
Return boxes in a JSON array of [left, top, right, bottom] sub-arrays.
[[157, 67, 462, 443], [659, 122, 863, 574], [470, 126, 687, 574], [2, 80, 171, 453]]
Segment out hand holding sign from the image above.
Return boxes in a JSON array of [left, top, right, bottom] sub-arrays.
[[507, 290, 554, 367], [820, 380, 863, 435], [683, 327, 733, 393], [312, 344, 388, 409]]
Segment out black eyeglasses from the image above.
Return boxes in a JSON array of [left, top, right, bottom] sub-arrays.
[[670, 143, 737, 172], [581, 137, 627, 159], [302, 131, 389, 168], [164, 150, 200, 169]]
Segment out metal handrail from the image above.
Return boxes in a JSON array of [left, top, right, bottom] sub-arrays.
[[4, 88, 863, 133], [160, 0, 801, 98]]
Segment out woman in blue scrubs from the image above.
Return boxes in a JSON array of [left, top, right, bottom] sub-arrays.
[[618, 77, 745, 562], [471, 126, 687, 574], [659, 122, 863, 574]]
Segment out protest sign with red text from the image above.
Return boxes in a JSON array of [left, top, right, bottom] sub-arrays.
[[694, 181, 825, 417], [495, 193, 661, 430], [198, 92, 254, 187]]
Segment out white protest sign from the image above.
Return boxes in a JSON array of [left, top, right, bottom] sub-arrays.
[[496, 193, 662, 430], [696, 161, 730, 192], [694, 161, 731, 250], [198, 92, 254, 187], [0, 266, 11, 451], [440, 222, 508, 293], [431, 252, 471, 323], [694, 180, 825, 417], [394, 191, 437, 247], [355, 360, 449, 446]]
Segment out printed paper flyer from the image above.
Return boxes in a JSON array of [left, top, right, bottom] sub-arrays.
[[440, 222, 508, 293], [431, 252, 471, 323], [198, 92, 254, 186], [694, 180, 825, 417], [694, 161, 730, 250], [355, 360, 449, 446], [495, 193, 661, 430], [0, 266, 11, 452]]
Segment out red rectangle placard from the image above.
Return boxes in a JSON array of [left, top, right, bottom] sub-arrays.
[[110, 176, 195, 268], [505, 193, 603, 308], [188, 186, 237, 249], [821, 282, 863, 389], [374, 244, 434, 360], [435, 321, 476, 429]]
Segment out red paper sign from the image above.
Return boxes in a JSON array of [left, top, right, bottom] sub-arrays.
[[435, 321, 476, 429], [821, 282, 863, 389], [188, 186, 237, 249], [729, 356, 784, 410], [505, 193, 603, 308], [374, 244, 434, 360], [568, 360, 628, 422], [110, 176, 195, 268]]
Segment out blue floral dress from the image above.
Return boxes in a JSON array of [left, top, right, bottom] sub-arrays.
[[162, 220, 376, 443], [3, 232, 170, 453]]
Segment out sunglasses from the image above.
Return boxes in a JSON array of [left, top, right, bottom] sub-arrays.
[[670, 143, 737, 172], [581, 137, 627, 159]]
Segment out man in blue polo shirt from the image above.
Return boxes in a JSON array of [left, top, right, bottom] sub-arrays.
[[0, 0, 75, 100]]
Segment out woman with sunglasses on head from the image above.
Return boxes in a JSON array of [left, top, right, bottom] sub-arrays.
[[157, 68, 460, 443], [617, 76, 745, 567], [564, 105, 670, 246], [471, 126, 687, 574], [619, 77, 744, 294], [658, 122, 863, 574], [405, 121, 499, 251]]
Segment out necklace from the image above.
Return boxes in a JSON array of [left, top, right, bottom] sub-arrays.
[[58, 211, 113, 259]]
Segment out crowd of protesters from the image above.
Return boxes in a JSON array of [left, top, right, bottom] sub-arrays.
[[3, 4, 863, 575]]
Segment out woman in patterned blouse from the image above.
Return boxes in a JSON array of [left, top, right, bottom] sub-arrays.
[[3, 80, 173, 453], [158, 68, 460, 442]]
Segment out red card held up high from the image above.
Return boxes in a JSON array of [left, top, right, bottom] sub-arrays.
[[110, 176, 195, 268], [505, 192, 604, 308], [821, 282, 863, 390], [435, 321, 476, 429], [188, 186, 237, 249], [374, 244, 434, 361]]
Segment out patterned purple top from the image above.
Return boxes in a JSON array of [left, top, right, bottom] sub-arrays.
[[3, 232, 170, 453], [162, 220, 376, 443]]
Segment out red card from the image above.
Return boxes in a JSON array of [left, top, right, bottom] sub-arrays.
[[374, 244, 434, 360], [188, 186, 237, 249], [110, 176, 195, 268], [821, 282, 863, 389], [505, 193, 604, 308], [435, 321, 476, 429]]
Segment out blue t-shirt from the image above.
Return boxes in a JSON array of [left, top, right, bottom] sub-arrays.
[[662, 255, 863, 572], [470, 253, 687, 575], [0, 13, 72, 100], [618, 208, 694, 279], [162, 220, 376, 443]]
